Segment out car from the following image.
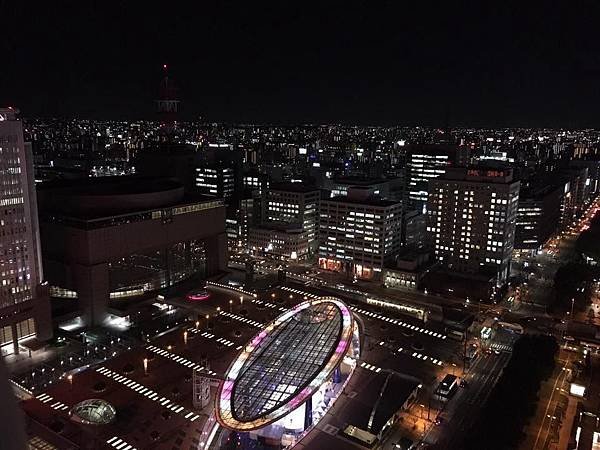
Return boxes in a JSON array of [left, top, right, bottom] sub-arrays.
[[459, 379, 469, 388], [186, 289, 211, 301], [435, 417, 445, 425]]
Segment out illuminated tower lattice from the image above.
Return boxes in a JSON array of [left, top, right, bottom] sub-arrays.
[[156, 64, 180, 139]]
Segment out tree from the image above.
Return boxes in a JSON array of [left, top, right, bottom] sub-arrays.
[[552, 263, 598, 313], [463, 335, 558, 450]]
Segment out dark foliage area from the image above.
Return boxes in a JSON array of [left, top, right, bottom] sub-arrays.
[[552, 262, 598, 313], [463, 335, 558, 450], [576, 213, 600, 261]]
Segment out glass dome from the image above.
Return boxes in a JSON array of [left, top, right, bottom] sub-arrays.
[[70, 399, 116, 425]]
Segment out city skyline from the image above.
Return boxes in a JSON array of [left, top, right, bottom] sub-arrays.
[[3, 2, 600, 127], [5, 4, 600, 450]]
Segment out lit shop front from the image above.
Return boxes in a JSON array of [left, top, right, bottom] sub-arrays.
[[215, 297, 360, 448], [318, 258, 376, 280]]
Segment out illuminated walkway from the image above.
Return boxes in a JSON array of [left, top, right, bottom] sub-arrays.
[[35, 392, 69, 411], [218, 311, 263, 328], [95, 366, 200, 422], [378, 340, 445, 367], [145, 344, 218, 376], [351, 305, 447, 339], [106, 436, 137, 450], [187, 328, 236, 348], [279, 286, 446, 340]]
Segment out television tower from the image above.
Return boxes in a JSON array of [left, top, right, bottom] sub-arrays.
[[156, 64, 180, 139]]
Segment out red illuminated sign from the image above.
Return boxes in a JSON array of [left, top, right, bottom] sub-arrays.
[[467, 169, 505, 177]]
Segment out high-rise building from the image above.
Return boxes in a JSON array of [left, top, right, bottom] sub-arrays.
[[196, 165, 235, 199], [560, 166, 590, 228], [194, 144, 243, 201], [426, 167, 520, 286], [249, 183, 320, 261], [318, 187, 402, 280], [570, 159, 600, 196], [404, 144, 470, 213], [263, 183, 320, 252], [514, 184, 563, 251], [0, 108, 52, 355]]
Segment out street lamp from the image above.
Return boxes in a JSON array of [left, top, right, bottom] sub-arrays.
[[229, 299, 233, 313], [205, 314, 210, 331], [240, 295, 244, 306], [195, 320, 200, 330], [67, 374, 73, 391], [143, 357, 148, 376], [183, 330, 188, 345]]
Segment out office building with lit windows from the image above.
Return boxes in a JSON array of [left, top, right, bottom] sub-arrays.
[[262, 183, 320, 256], [249, 223, 311, 261], [560, 166, 590, 228], [243, 171, 269, 196], [514, 184, 563, 251], [318, 187, 402, 280], [195, 165, 235, 199], [426, 167, 520, 286], [0, 107, 52, 356], [326, 177, 402, 201], [405, 144, 469, 213]]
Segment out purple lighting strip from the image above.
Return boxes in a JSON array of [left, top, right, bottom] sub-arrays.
[[215, 297, 354, 431]]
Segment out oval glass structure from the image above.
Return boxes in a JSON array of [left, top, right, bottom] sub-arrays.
[[216, 297, 354, 431], [70, 399, 116, 425]]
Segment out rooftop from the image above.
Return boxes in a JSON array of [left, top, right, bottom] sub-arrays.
[[38, 176, 222, 221], [217, 298, 354, 431], [38, 176, 182, 196], [340, 371, 419, 436], [333, 176, 394, 186], [269, 182, 320, 193], [323, 195, 400, 208]]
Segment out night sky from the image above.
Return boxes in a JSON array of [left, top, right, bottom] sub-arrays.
[[3, 1, 600, 127]]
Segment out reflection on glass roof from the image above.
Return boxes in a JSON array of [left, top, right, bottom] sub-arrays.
[[217, 297, 354, 431], [233, 302, 341, 421], [70, 399, 116, 425]]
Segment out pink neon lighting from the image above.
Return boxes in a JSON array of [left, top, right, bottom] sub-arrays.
[[186, 291, 211, 301], [216, 297, 355, 431]]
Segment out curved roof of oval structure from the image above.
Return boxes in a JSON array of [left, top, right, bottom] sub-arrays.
[[216, 297, 354, 430], [70, 399, 116, 425]]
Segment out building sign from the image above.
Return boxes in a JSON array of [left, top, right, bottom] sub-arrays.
[[467, 169, 506, 178]]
